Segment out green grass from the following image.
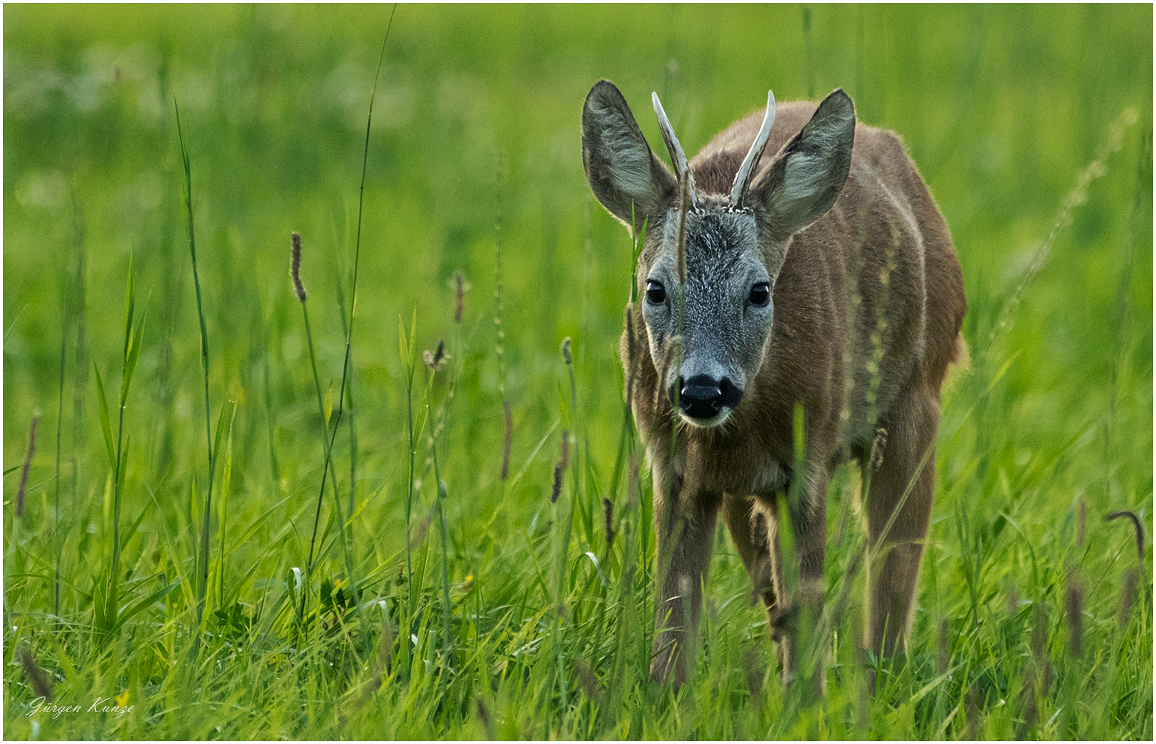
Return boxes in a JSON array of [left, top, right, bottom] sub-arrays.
[[4, 4, 1152, 739]]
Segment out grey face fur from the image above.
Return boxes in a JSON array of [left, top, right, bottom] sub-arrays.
[[642, 202, 776, 427]]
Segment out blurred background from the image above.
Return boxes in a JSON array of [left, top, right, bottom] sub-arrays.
[[5, 3, 1151, 491]]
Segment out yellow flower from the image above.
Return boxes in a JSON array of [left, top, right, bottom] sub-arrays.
[[115, 691, 130, 708]]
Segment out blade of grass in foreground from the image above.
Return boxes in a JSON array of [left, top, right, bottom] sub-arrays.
[[290, 231, 345, 633], [91, 257, 147, 639], [175, 99, 219, 644], [399, 308, 419, 679], [293, 9, 397, 631], [54, 307, 66, 620], [329, 3, 398, 605]]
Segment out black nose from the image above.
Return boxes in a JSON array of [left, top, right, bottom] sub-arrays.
[[674, 375, 743, 420]]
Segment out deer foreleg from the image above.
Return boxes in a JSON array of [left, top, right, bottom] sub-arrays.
[[778, 467, 830, 685], [650, 465, 721, 690]]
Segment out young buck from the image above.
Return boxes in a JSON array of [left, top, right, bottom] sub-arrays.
[[582, 80, 966, 688]]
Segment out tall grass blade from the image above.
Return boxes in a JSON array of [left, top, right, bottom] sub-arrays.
[[400, 308, 418, 679], [118, 256, 136, 401], [53, 332, 65, 616], [262, 332, 282, 489], [324, 3, 398, 607], [494, 149, 511, 486], [214, 400, 237, 608], [291, 232, 344, 629], [93, 365, 116, 471], [90, 261, 146, 642], [175, 98, 218, 641]]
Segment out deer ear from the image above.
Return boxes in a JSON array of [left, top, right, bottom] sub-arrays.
[[751, 89, 855, 237], [582, 80, 677, 231]]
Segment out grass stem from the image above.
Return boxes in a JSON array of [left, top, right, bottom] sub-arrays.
[[175, 100, 218, 641]]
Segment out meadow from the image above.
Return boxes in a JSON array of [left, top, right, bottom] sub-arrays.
[[3, 4, 1152, 739]]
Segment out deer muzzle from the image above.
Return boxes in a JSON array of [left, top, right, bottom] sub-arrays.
[[673, 374, 744, 425]]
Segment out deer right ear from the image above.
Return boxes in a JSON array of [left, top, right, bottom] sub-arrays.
[[582, 80, 677, 232], [750, 89, 855, 239]]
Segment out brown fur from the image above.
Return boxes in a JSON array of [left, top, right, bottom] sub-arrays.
[[603, 92, 966, 688]]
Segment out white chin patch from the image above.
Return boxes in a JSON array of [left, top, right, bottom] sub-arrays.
[[679, 409, 732, 429]]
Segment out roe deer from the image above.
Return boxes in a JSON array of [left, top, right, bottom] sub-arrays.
[[581, 80, 966, 689]]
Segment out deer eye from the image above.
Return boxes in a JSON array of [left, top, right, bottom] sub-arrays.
[[749, 282, 771, 307], [646, 280, 667, 305]]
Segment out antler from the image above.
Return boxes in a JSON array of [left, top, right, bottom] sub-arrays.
[[652, 92, 698, 209], [730, 90, 776, 207]]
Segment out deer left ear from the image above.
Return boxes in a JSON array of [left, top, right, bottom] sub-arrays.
[[582, 80, 677, 233], [750, 89, 855, 237]]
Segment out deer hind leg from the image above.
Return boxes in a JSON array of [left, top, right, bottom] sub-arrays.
[[725, 493, 793, 675], [723, 494, 780, 628], [865, 382, 940, 658], [730, 470, 829, 681]]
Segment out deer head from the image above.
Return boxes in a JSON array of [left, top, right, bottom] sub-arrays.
[[582, 80, 856, 427]]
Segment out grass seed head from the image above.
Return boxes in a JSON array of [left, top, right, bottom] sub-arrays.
[[869, 427, 888, 471], [627, 449, 640, 512], [15, 416, 38, 518], [1019, 671, 1039, 738], [937, 617, 950, 674], [1065, 570, 1084, 660], [675, 176, 689, 284], [423, 339, 446, 370], [378, 614, 394, 675], [964, 682, 981, 739], [551, 429, 569, 503], [500, 400, 512, 481], [290, 232, 306, 303], [655, 335, 682, 415], [573, 659, 601, 702], [1118, 566, 1138, 630], [1105, 510, 1145, 562], [18, 648, 53, 701], [602, 496, 614, 547], [475, 698, 493, 738], [454, 271, 466, 323], [1030, 602, 1048, 662], [742, 645, 763, 699], [1006, 583, 1020, 616], [409, 502, 436, 549], [623, 303, 637, 407]]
